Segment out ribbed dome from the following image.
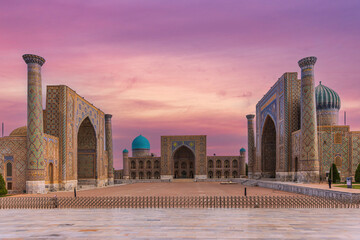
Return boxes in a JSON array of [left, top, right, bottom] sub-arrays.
[[9, 126, 27, 137], [131, 135, 150, 150], [240, 148, 246, 153], [315, 82, 341, 110]]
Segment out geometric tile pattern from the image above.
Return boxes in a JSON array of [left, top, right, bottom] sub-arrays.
[[105, 114, 113, 178], [75, 97, 99, 134], [161, 135, 206, 176], [351, 133, 360, 175], [246, 115, 255, 174], [171, 141, 196, 153], [285, 73, 300, 172], [0, 134, 59, 192], [317, 126, 350, 179], [60, 86, 67, 181], [0, 138, 27, 192], [298, 57, 319, 171], [24, 57, 45, 177], [44, 134, 60, 184], [45, 86, 60, 137]]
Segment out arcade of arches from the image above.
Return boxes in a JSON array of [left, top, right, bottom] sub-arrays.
[[206, 157, 241, 179], [129, 158, 161, 179]]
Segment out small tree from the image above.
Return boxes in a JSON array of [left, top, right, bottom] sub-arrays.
[[355, 163, 360, 183], [246, 163, 248, 177], [329, 163, 341, 183], [0, 173, 7, 196]]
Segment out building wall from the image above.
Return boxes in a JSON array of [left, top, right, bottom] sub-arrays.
[[114, 169, 123, 179], [161, 135, 207, 179], [255, 73, 300, 179], [292, 126, 360, 181], [0, 133, 59, 193], [351, 132, 360, 176], [0, 136, 26, 193], [206, 156, 244, 178], [45, 85, 108, 188], [128, 157, 161, 179], [44, 134, 60, 190]]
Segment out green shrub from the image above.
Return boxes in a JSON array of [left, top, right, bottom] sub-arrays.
[[355, 163, 360, 183], [0, 173, 7, 196], [246, 163, 248, 176], [329, 164, 341, 183]]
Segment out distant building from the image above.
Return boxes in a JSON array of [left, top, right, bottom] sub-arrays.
[[247, 56, 360, 182], [121, 135, 246, 180]]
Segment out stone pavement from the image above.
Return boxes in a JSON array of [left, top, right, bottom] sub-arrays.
[[11, 182, 300, 198], [0, 208, 359, 239], [286, 182, 360, 194]]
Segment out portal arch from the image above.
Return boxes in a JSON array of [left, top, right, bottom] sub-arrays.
[[173, 145, 195, 178], [261, 115, 276, 178], [77, 117, 97, 183]]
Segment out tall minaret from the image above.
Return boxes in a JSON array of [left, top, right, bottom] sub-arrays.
[[240, 148, 246, 176], [122, 149, 129, 179], [105, 114, 114, 185], [246, 114, 255, 178], [298, 56, 320, 182], [23, 54, 46, 194]]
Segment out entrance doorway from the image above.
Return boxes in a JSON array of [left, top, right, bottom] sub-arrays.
[[261, 116, 276, 178], [173, 146, 195, 178], [77, 117, 97, 184]]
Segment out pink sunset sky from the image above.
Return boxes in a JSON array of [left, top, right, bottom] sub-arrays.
[[1, 0, 360, 169]]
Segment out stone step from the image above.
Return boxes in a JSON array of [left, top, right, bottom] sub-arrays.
[[77, 185, 96, 190], [78, 179, 97, 185], [172, 179, 195, 183]]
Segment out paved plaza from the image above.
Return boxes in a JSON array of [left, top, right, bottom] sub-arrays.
[[0, 208, 359, 239], [12, 182, 300, 198]]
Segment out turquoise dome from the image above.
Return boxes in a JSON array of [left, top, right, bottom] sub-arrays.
[[132, 135, 150, 150], [316, 82, 340, 110], [123, 149, 129, 153], [240, 148, 246, 153]]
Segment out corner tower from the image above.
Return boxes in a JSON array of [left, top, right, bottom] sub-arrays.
[[122, 149, 129, 179], [105, 114, 114, 184], [23, 54, 46, 193], [298, 56, 319, 182], [246, 114, 255, 178]]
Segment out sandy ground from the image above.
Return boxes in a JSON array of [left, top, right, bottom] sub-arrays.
[[11, 182, 301, 198]]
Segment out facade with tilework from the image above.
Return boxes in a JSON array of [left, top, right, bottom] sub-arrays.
[[0, 54, 114, 193], [248, 56, 360, 182], [121, 135, 246, 180]]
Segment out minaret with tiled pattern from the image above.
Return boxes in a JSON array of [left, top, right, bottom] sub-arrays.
[[298, 56, 320, 182], [105, 114, 114, 184], [23, 54, 46, 194], [246, 114, 255, 178]]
